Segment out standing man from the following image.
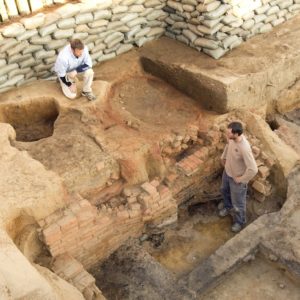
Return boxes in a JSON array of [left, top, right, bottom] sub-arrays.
[[54, 39, 96, 101], [219, 121, 258, 233]]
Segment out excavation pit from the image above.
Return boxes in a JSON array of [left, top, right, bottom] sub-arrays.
[[110, 75, 203, 131], [0, 23, 299, 300], [0, 98, 58, 142]]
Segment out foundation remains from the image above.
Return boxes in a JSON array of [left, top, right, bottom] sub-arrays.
[[0, 2, 300, 300]]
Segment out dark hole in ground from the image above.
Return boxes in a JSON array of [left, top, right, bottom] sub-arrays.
[[267, 118, 280, 131], [0, 98, 59, 142]]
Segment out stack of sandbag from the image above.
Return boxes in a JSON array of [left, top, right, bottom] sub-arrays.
[[163, 0, 300, 59], [0, 0, 169, 92]]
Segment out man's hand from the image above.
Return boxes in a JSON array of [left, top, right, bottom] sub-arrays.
[[234, 176, 243, 184], [69, 83, 77, 93], [221, 159, 226, 167]]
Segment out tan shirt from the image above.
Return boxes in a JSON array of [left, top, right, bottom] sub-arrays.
[[221, 135, 258, 183]]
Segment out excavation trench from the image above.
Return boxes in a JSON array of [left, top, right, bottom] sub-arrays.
[[1, 41, 299, 300]]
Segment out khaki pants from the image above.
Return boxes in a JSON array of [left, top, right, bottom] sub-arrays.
[[59, 68, 94, 99]]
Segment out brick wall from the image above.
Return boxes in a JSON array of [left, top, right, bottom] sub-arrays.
[[39, 180, 176, 268]]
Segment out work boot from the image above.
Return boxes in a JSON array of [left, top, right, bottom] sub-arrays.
[[231, 222, 242, 233], [82, 91, 96, 101], [218, 208, 230, 217]]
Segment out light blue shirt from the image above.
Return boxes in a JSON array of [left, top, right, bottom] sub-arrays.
[[54, 44, 92, 77]]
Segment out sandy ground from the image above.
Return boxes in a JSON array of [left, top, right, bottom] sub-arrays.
[[200, 256, 300, 300]]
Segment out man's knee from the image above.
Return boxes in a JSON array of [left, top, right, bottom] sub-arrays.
[[84, 68, 94, 77], [66, 71, 77, 81]]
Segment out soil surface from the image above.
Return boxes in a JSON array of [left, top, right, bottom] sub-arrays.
[[200, 256, 300, 300]]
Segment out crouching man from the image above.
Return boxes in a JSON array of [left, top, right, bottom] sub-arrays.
[[54, 39, 96, 101], [219, 121, 258, 233]]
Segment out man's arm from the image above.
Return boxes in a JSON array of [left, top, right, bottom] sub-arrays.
[[236, 147, 258, 183], [221, 144, 228, 167], [82, 46, 92, 68]]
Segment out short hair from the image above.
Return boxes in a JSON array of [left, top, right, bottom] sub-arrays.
[[70, 39, 84, 50], [228, 121, 243, 136]]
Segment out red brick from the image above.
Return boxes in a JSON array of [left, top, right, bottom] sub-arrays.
[[127, 196, 137, 204], [79, 199, 92, 209], [94, 215, 112, 227], [77, 209, 96, 224], [37, 219, 46, 228], [193, 147, 209, 160], [141, 182, 158, 196], [57, 214, 78, 233], [116, 210, 130, 219], [150, 179, 160, 188], [188, 155, 203, 167], [69, 202, 81, 214], [43, 223, 62, 244], [164, 173, 178, 186], [258, 166, 270, 178], [252, 180, 271, 196], [129, 203, 141, 211], [128, 209, 142, 219], [52, 254, 83, 279], [44, 211, 64, 226]]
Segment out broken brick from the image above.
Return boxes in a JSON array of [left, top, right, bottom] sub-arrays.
[[43, 223, 62, 244]]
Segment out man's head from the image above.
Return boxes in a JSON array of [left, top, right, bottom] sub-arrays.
[[227, 121, 243, 140], [70, 39, 84, 58]]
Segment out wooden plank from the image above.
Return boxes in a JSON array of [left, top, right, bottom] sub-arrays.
[[16, 0, 31, 14], [29, 0, 43, 11], [0, 0, 9, 21], [43, 0, 54, 5], [4, 0, 19, 17]]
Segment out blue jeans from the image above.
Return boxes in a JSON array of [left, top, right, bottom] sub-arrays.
[[220, 170, 248, 225]]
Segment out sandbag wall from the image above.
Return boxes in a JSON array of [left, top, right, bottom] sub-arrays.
[[164, 0, 300, 58], [0, 0, 168, 93]]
